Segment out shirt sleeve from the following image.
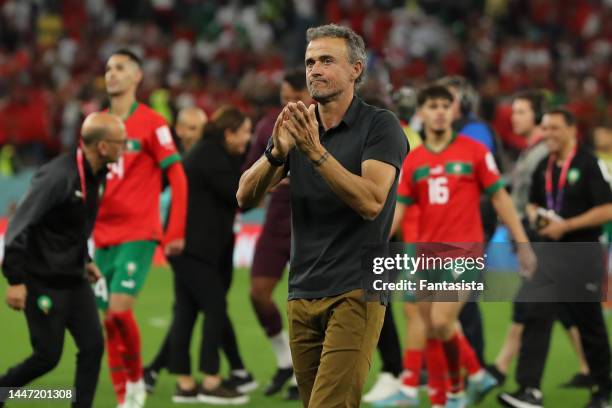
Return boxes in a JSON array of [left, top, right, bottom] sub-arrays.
[[528, 157, 547, 207], [2, 168, 67, 284], [397, 158, 415, 206], [475, 144, 503, 196], [148, 116, 181, 169], [242, 117, 273, 172], [362, 110, 409, 171], [586, 157, 612, 207]]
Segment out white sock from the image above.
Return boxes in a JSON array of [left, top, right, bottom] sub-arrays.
[[469, 369, 484, 382], [232, 369, 249, 378], [291, 375, 298, 386], [270, 331, 293, 369]]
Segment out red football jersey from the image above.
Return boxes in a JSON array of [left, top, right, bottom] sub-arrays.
[[94, 103, 181, 247], [397, 134, 502, 243]]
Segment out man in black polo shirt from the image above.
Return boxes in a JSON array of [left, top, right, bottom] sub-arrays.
[[237, 24, 407, 408], [499, 109, 612, 408], [0, 113, 126, 408]]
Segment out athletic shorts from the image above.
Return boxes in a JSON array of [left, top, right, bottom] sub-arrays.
[[93, 240, 157, 310], [401, 243, 483, 302], [250, 229, 290, 280]]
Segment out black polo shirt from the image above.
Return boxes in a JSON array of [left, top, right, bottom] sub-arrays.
[[285, 96, 408, 299], [529, 147, 612, 242]]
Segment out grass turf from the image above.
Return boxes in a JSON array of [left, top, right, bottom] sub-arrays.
[[0, 266, 609, 407]]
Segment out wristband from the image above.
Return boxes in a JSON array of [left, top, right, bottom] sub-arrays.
[[312, 151, 330, 167], [265, 144, 285, 166]]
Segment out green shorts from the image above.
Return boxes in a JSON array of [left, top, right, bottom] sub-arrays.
[[93, 240, 157, 310]]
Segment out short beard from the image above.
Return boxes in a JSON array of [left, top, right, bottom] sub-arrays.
[[308, 85, 342, 105]]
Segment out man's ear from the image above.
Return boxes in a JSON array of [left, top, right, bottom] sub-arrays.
[[134, 67, 143, 84], [352, 61, 363, 83]]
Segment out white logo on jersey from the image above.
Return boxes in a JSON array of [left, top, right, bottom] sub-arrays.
[[120, 280, 136, 289], [485, 152, 499, 174], [430, 165, 444, 175], [156, 126, 173, 149]]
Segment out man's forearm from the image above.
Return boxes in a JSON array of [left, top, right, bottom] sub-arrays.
[[565, 204, 612, 232], [492, 189, 529, 243], [313, 150, 388, 220], [237, 156, 284, 209]]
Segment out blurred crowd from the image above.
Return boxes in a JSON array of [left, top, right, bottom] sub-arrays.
[[0, 0, 611, 170]]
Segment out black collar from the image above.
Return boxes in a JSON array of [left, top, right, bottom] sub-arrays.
[[315, 95, 361, 131]]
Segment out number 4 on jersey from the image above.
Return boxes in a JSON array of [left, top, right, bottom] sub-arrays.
[[428, 176, 449, 204]]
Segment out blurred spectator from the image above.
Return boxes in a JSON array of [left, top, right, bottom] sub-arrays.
[[0, 0, 609, 170]]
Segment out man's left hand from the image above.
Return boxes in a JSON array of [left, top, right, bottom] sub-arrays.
[[164, 239, 185, 256], [85, 262, 102, 283], [284, 102, 323, 161], [539, 219, 569, 241]]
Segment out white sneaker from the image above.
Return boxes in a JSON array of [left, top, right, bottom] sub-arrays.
[[125, 379, 147, 408], [363, 372, 401, 403]]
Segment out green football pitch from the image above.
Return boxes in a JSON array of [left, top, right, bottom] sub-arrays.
[[0, 267, 610, 407]]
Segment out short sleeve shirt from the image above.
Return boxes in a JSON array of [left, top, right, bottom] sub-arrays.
[[529, 147, 612, 242], [397, 134, 503, 242], [94, 103, 181, 247], [287, 96, 408, 299]]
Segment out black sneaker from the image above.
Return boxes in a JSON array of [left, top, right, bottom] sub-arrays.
[[264, 367, 293, 396], [585, 395, 611, 408], [486, 364, 507, 386], [197, 384, 248, 405], [222, 372, 258, 394], [561, 373, 594, 389], [499, 388, 543, 408], [172, 384, 199, 403], [143, 367, 158, 394], [285, 385, 300, 401]]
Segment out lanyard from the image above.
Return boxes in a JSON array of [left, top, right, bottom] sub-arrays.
[[545, 146, 576, 213], [76, 145, 87, 202]]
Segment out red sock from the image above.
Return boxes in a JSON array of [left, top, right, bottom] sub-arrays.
[[426, 339, 448, 405], [402, 349, 423, 387], [442, 333, 464, 393], [113, 310, 143, 382], [104, 316, 127, 404], [458, 332, 481, 376]]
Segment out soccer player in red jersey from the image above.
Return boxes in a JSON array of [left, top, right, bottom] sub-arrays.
[[375, 85, 535, 408], [93, 49, 187, 408]]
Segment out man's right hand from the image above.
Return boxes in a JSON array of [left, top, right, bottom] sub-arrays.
[[271, 108, 295, 160], [6, 284, 27, 311]]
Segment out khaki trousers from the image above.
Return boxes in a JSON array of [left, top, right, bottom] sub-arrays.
[[287, 289, 386, 408]]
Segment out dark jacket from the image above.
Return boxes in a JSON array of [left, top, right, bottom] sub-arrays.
[[182, 137, 243, 267], [2, 150, 107, 286]]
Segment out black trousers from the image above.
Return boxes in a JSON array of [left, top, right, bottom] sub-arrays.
[[376, 305, 403, 377], [167, 252, 245, 376], [0, 278, 103, 408], [458, 301, 485, 364], [516, 301, 611, 396]]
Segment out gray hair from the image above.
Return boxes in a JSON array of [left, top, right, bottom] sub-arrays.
[[306, 24, 367, 88]]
